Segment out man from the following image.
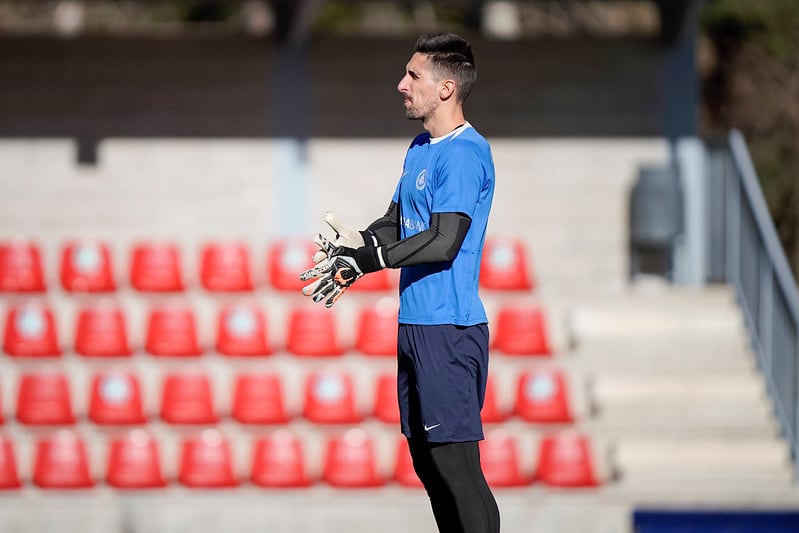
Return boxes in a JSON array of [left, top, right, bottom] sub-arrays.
[[301, 32, 500, 533]]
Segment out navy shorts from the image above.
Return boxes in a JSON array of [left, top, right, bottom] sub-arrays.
[[397, 323, 489, 443]]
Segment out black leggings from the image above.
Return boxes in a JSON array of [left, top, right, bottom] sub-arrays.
[[408, 439, 500, 533]]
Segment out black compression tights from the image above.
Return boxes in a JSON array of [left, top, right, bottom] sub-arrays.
[[408, 439, 500, 533]]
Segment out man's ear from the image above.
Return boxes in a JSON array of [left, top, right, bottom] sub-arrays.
[[439, 79, 457, 101]]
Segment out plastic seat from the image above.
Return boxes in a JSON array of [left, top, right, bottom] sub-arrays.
[[231, 373, 289, 425], [479, 237, 534, 291], [373, 373, 399, 424], [89, 370, 146, 425], [145, 304, 202, 356], [493, 303, 551, 356], [513, 369, 573, 424], [479, 432, 528, 487], [251, 430, 311, 488], [0, 240, 46, 292], [200, 242, 253, 292], [480, 378, 508, 423], [286, 307, 343, 356], [303, 370, 361, 424], [74, 302, 131, 357], [129, 241, 184, 292], [178, 429, 238, 488], [267, 239, 317, 291], [160, 372, 217, 425], [0, 436, 21, 489], [60, 240, 115, 292], [216, 304, 271, 356], [106, 430, 166, 489], [533, 433, 599, 487], [393, 437, 423, 488], [323, 428, 384, 488], [33, 430, 94, 488], [3, 301, 61, 357], [16, 372, 75, 425], [355, 298, 398, 356], [350, 269, 394, 292]]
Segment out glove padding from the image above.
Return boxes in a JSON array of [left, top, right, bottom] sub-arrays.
[[312, 212, 366, 264], [299, 233, 383, 308]]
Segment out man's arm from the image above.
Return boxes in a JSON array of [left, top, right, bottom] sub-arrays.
[[376, 211, 471, 268], [365, 201, 400, 246]]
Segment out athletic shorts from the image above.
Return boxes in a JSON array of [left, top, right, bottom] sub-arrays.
[[397, 323, 489, 443]]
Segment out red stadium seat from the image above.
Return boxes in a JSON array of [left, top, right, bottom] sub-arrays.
[[267, 239, 317, 291], [533, 433, 599, 488], [479, 237, 534, 291], [0, 436, 21, 489], [350, 269, 395, 292], [89, 370, 146, 425], [200, 242, 253, 292], [0, 240, 46, 292], [60, 240, 115, 292], [286, 307, 343, 356], [160, 372, 217, 425], [493, 303, 551, 356], [513, 369, 573, 424], [231, 373, 289, 425], [3, 301, 61, 357], [479, 431, 528, 487], [355, 298, 398, 356], [251, 430, 311, 488], [178, 429, 238, 488], [106, 430, 166, 489], [480, 378, 508, 423], [16, 372, 75, 425], [33, 430, 94, 488], [74, 302, 131, 357], [323, 429, 384, 488], [393, 437, 423, 488], [303, 370, 361, 424], [129, 241, 184, 292], [145, 304, 202, 356], [216, 304, 271, 356], [373, 373, 400, 424]]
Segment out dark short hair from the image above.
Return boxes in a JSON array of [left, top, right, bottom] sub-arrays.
[[414, 32, 477, 102]]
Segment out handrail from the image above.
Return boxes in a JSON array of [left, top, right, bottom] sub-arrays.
[[710, 130, 799, 479]]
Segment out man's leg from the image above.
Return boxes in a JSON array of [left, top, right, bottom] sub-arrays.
[[409, 438, 500, 533], [408, 438, 463, 533]]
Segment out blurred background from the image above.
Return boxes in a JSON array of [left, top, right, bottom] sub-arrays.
[[0, 1, 798, 532]]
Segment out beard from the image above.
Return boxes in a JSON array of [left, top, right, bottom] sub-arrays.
[[403, 97, 437, 121]]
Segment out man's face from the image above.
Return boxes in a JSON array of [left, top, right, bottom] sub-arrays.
[[397, 52, 441, 121]]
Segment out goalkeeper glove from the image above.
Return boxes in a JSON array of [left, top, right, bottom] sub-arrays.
[[299, 234, 384, 308], [311, 212, 370, 264]]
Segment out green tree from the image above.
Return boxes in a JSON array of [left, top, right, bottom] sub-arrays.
[[702, 0, 799, 276]]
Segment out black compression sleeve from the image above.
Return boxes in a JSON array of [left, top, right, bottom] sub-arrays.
[[365, 201, 400, 246], [381, 212, 471, 268]]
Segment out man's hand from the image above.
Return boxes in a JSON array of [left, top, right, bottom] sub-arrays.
[[312, 212, 366, 264], [299, 229, 384, 308]]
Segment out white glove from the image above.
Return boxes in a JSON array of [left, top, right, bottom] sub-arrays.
[[311, 212, 365, 264]]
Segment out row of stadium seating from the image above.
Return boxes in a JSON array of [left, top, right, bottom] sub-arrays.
[[2, 299, 551, 357], [0, 238, 534, 293], [2, 367, 579, 426], [0, 427, 601, 490]]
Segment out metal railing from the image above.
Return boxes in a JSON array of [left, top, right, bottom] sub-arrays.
[[706, 130, 799, 478]]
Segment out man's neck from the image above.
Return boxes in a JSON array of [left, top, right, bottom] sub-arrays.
[[424, 107, 466, 138]]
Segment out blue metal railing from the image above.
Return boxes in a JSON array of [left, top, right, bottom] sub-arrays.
[[706, 130, 799, 478]]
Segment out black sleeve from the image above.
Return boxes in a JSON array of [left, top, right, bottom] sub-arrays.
[[365, 201, 400, 246], [380, 211, 471, 268]]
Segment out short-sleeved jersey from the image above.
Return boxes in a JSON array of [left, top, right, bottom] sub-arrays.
[[391, 123, 495, 326]]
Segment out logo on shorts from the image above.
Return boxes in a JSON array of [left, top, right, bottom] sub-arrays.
[[415, 169, 427, 190], [423, 423, 441, 432]]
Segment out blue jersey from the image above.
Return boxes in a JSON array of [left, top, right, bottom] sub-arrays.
[[391, 123, 495, 326]]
